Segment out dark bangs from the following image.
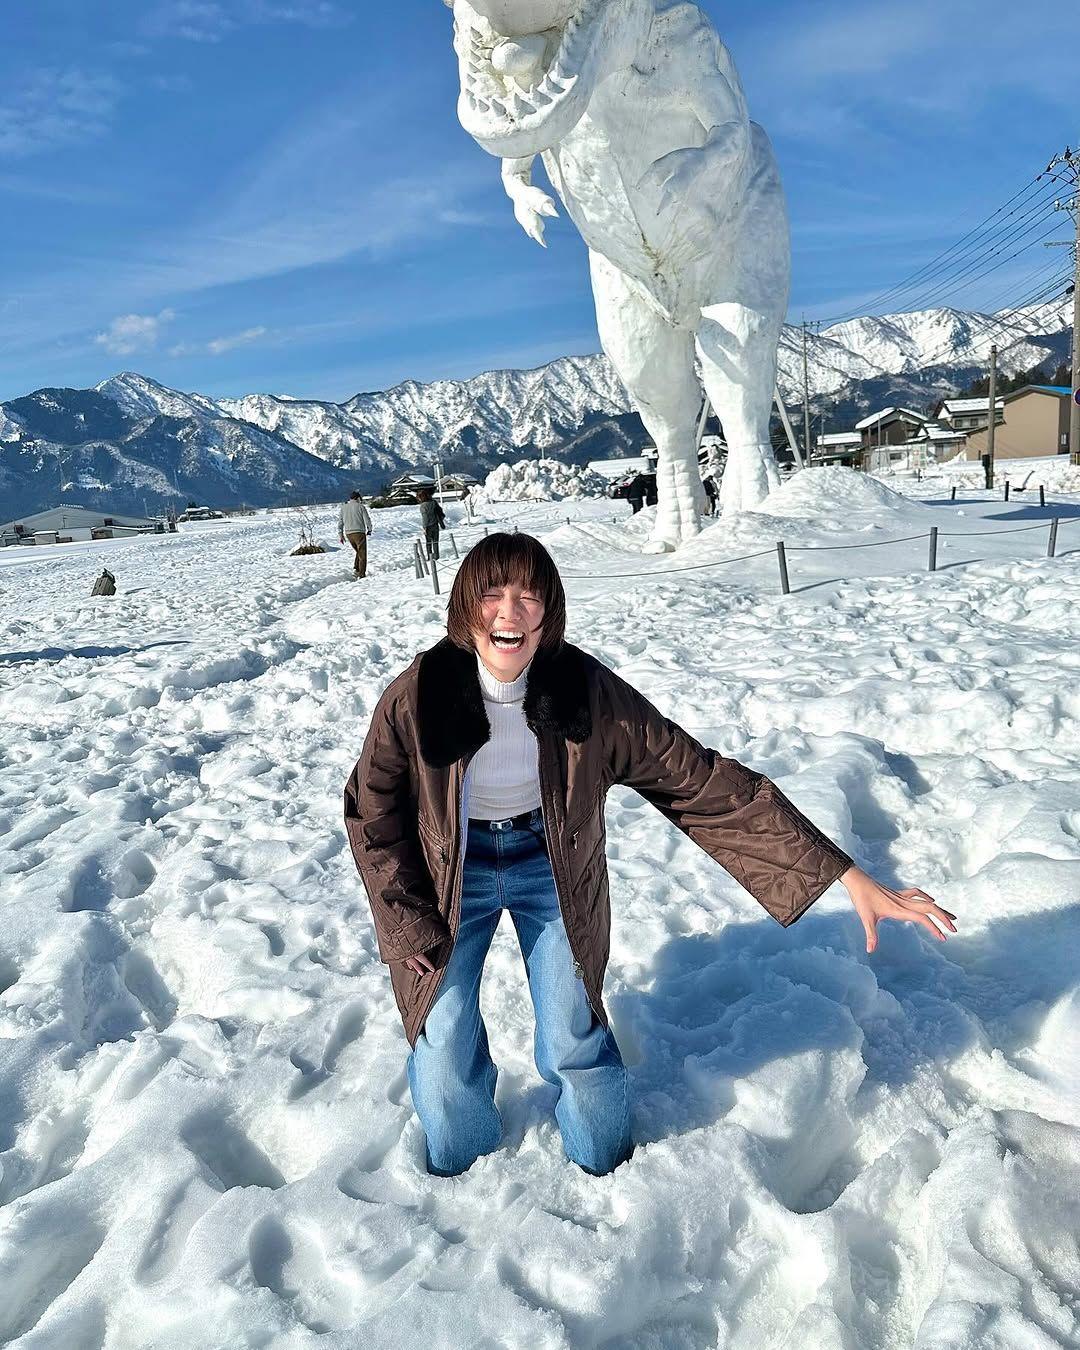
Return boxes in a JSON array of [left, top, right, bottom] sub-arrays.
[[446, 532, 566, 652]]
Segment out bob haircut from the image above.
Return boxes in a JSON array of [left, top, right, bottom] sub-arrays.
[[446, 532, 566, 652]]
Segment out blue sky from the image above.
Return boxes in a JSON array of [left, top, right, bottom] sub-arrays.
[[2, 0, 1076, 402]]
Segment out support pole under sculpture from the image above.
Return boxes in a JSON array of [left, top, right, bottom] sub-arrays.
[[446, 0, 792, 548]]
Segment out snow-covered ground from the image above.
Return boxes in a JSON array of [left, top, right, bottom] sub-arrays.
[[1, 468, 1079, 1348]]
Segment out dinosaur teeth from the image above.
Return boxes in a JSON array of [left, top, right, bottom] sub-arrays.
[[509, 92, 533, 119]]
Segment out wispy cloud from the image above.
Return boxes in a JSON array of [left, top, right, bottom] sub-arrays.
[[140, 0, 350, 43], [170, 325, 269, 357], [0, 68, 123, 158], [95, 309, 176, 356], [737, 0, 1076, 141]]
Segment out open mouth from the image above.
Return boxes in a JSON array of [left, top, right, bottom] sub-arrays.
[[490, 629, 526, 652]]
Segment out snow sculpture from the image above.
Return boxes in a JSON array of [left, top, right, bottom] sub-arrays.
[[445, 0, 790, 547]]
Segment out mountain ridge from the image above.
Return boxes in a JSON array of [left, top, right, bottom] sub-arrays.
[[0, 299, 1071, 519]]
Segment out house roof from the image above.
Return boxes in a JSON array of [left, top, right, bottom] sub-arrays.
[[0, 503, 158, 533], [1024, 385, 1071, 397], [817, 432, 862, 446], [853, 407, 928, 430], [938, 397, 1005, 414], [924, 425, 967, 440]]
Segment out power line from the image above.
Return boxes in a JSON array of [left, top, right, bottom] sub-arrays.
[[819, 173, 1054, 325]]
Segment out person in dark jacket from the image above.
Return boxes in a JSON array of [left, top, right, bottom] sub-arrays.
[[625, 474, 646, 514], [344, 534, 956, 1179], [418, 488, 447, 559], [702, 474, 718, 516]]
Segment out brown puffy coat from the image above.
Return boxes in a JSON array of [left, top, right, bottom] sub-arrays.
[[344, 638, 853, 1048]]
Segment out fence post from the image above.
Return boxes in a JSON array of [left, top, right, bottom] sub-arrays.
[[1004, 481, 1010, 502], [928, 526, 938, 572], [415, 542, 429, 576], [776, 541, 790, 595], [449, 532, 459, 559], [483, 527, 488, 537], [412, 543, 423, 579], [1048, 519, 1059, 558], [1039, 485, 1046, 508], [950, 486, 957, 501], [430, 555, 441, 595]]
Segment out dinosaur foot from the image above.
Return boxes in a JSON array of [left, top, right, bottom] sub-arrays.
[[641, 536, 676, 554]]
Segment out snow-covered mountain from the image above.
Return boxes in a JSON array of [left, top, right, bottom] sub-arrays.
[[216, 354, 632, 469], [0, 299, 1071, 519], [0, 380, 359, 521]]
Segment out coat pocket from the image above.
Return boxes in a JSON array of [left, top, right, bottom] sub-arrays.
[[565, 799, 605, 886], [416, 814, 452, 902]]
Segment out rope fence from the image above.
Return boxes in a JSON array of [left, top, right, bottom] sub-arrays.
[[406, 483, 1080, 595]]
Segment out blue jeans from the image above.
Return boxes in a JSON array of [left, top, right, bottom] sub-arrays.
[[407, 809, 632, 1177]]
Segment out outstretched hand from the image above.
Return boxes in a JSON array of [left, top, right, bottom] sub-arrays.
[[840, 865, 957, 953]]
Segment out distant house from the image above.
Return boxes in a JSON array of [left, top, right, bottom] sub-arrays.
[[958, 385, 1072, 462], [813, 431, 861, 467], [852, 408, 930, 472], [908, 421, 969, 461], [0, 503, 162, 547], [375, 472, 437, 506], [434, 473, 480, 502], [932, 396, 1005, 432], [587, 456, 653, 481]]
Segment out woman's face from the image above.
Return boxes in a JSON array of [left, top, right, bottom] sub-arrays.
[[473, 581, 545, 681]]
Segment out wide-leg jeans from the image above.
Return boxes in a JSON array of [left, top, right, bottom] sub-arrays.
[[406, 810, 632, 1177]]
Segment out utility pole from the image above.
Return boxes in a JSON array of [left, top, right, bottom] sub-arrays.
[[801, 318, 812, 463], [1044, 148, 1079, 463], [985, 343, 998, 490]]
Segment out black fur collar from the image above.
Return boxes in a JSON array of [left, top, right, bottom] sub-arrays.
[[416, 637, 591, 768]]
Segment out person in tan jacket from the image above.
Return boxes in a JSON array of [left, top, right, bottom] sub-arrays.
[[344, 533, 956, 1178]]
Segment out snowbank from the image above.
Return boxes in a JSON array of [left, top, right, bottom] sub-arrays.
[[761, 465, 912, 518], [476, 457, 610, 504]]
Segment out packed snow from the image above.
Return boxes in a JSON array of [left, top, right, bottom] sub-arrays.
[[1, 467, 1079, 1348], [476, 458, 612, 504]]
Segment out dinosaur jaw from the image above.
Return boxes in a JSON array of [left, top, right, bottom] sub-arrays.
[[455, 0, 632, 160]]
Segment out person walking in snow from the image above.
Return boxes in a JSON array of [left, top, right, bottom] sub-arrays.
[[338, 491, 373, 578], [343, 533, 956, 1178], [418, 488, 446, 560], [702, 473, 718, 517], [626, 474, 646, 515]]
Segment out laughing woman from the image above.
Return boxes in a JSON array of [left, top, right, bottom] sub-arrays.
[[343, 533, 956, 1178]]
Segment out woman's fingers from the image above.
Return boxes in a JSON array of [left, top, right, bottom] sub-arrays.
[[859, 909, 879, 954], [897, 886, 957, 920], [893, 891, 959, 932]]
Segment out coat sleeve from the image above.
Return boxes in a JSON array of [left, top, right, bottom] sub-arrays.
[[343, 685, 452, 963], [604, 672, 854, 927], [337, 506, 344, 533]]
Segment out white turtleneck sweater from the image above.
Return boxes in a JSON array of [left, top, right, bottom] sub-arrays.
[[462, 652, 542, 821]]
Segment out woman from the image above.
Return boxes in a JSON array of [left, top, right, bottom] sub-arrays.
[[344, 533, 956, 1178]]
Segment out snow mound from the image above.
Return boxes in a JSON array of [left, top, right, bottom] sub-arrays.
[[476, 457, 610, 504], [761, 466, 912, 518]]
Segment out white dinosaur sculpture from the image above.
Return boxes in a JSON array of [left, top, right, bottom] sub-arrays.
[[445, 0, 791, 547]]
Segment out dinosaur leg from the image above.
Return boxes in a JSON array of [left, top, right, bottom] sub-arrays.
[[589, 251, 705, 552], [695, 123, 790, 517], [695, 302, 783, 517]]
